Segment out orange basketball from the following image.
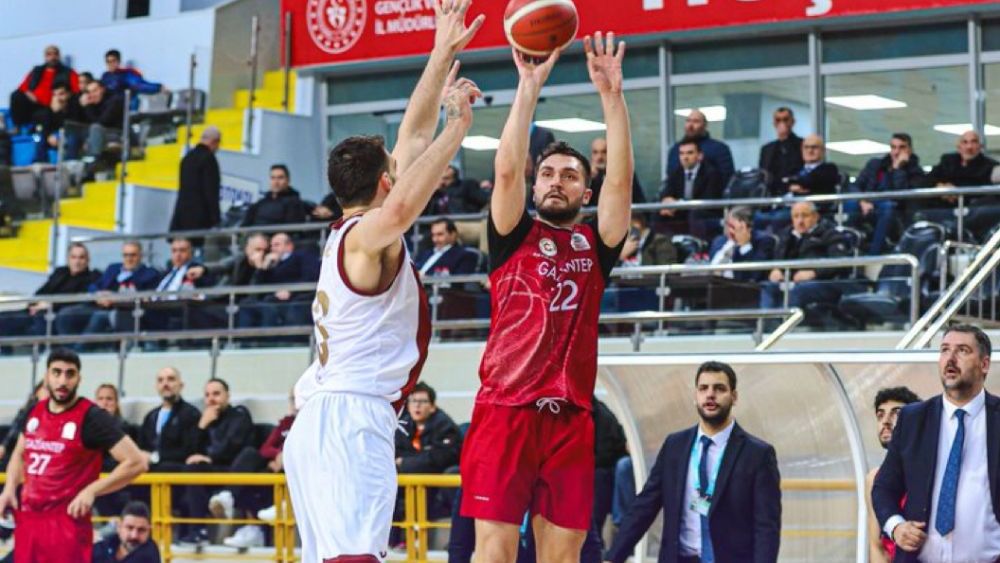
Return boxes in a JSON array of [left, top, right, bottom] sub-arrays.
[[504, 0, 579, 57]]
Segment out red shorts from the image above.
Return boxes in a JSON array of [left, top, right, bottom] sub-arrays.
[[459, 402, 594, 531], [14, 509, 92, 563]]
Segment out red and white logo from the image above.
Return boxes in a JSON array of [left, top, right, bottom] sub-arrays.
[[570, 232, 591, 252], [306, 0, 367, 55], [539, 238, 558, 257]]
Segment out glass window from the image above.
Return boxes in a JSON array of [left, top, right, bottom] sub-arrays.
[[327, 113, 401, 150], [672, 36, 808, 74], [822, 23, 967, 63], [672, 77, 812, 172], [985, 63, 1000, 161], [982, 19, 1000, 52], [824, 66, 969, 177]]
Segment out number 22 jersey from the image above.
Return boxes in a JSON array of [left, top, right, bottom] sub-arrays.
[[477, 211, 623, 410]]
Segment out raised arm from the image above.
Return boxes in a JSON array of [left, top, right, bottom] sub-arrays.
[[587, 32, 633, 248], [492, 49, 561, 235], [392, 0, 484, 174]]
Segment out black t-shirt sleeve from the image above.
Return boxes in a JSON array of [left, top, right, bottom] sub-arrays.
[[82, 405, 127, 451], [584, 216, 626, 281], [487, 209, 534, 273]]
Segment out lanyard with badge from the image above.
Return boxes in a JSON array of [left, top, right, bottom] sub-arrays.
[[689, 435, 725, 517]]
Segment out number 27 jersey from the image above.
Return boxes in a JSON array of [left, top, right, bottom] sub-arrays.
[[477, 211, 622, 410]]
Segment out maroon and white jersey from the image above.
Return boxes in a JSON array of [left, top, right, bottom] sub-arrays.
[[477, 211, 623, 410], [20, 397, 123, 513]]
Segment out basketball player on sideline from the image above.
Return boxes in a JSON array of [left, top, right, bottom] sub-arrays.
[[0, 348, 147, 562], [460, 32, 634, 563], [282, 2, 484, 561]]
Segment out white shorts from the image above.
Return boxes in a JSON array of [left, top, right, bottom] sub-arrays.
[[284, 391, 398, 561]]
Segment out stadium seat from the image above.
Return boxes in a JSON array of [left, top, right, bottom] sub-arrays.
[[838, 221, 946, 327], [11, 167, 37, 203], [11, 135, 39, 167], [169, 88, 207, 117], [672, 234, 708, 262], [724, 168, 770, 199]]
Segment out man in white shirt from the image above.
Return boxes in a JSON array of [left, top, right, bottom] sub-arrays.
[[873, 324, 1000, 562]]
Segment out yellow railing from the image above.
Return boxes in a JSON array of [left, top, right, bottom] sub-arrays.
[[0, 474, 858, 562]]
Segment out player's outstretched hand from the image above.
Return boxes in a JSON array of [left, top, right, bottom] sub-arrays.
[[585, 31, 626, 95], [0, 488, 18, 517], [513, 47, 562, 90], [67, 488, 95, 519], [443, 78, 483, 129], [434, 0, 485, 55]]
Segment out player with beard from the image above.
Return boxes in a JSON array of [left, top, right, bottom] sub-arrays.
[[0, 348, 146, 562], [604, 362, 781, 563], [459, 32, 634, 563], [865, 387, 920, 563]]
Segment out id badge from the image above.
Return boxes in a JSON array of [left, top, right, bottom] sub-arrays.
[[690, 495, 711, 516]]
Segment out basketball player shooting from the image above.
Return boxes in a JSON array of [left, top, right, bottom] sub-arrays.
[[459, 32, 634, 563], [281, 1, 484, 562]]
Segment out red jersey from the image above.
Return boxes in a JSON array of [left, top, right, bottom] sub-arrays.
[[477, 211, 622, 410], [20, 397, 123, 513]]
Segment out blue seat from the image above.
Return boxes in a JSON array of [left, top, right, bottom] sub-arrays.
[[11, 135, 39, 166]]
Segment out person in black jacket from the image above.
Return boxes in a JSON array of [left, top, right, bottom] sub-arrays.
[[590, 137, 647, 208], [9, 45, 80, 127], [169, 127, 222, 242], [92, 501, 161, 563], [708, 206, 776, 282], [242, 164, 308, 228], [757, 134, 840, 233], [658, 137, 724, 240], [760, 201, 856, 315], [179, 378, 254, 545], [79, 80, 125, 159], [237, 233, 320, 329], [415, 218, 479, 277], [923, 130, 1000, 238], [0, 242, 100, 338], [424, 165, 490, 216], [137, 367, 202, 472], [31, 82, 84, 161], [593, 399, 628, 538], [758, 107, 804, 196]]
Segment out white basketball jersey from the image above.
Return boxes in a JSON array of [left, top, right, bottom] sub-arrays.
[[294, 215, 430, 409]]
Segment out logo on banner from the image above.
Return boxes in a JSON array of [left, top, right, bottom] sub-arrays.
[[307, 0, 367, 55]]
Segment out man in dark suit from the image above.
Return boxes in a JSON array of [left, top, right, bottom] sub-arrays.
[[872, 324, 1000, 562], [237, 232, 320, 329], [169, 127, 222, 242], [756, 134, 840, 232], [666, 110, 735, 186], [604, 361, 781, 563], [758, 107, 804, 196], [415, 218, 478, 277], [709, 206, 776, 282], [658, 137, 723, 240]]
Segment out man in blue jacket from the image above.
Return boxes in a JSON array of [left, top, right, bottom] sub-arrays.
[[92, 501, 161, 562], [101, 49, 167, 110], [666, 110, 735, 187]]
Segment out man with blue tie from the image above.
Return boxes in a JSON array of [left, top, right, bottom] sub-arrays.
[[603, 361, 781, 563], [873, 324, 1000, 562]]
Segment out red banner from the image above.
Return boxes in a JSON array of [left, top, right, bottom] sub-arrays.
[[282, 0, 993, 68]]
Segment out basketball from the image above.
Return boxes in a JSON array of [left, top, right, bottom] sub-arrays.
[[503, 0, 579, 57]]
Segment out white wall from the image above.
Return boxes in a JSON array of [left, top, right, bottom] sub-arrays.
[[0, 10, 215, 102], [0, 0, 119, 38]]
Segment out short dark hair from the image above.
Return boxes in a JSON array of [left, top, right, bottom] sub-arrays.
[[431, 217, 457, 234], [206, 377, 229, 392], [695, 361, 737, 391], [943, 324, 992, 358], [874, 386, 920, 411], [327, 136, 389, 207], [80, 71, 94, 82], [678, 136, 702, 152], [51, 82, 71, 93], [774, 106, 794, 118], [891, 132, 913, 148], [412, 382, 436, 404], [47, 348, 80, 370], [105, 49, 121, 61], [122, 500, 151, 521], [270, 164, 290, 179], [537, 141, 592, 186]]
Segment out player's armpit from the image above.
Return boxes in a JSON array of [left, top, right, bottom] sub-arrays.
[[341, 226, 405, 295]]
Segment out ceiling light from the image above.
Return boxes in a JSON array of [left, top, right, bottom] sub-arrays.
[[824, 95, 907, 110], [533, 118, 607, 133], [461, 135, 501, 151], [934, 123, 1000, 136], [674, 105, 727, 122], [826, 139, 891, 155]]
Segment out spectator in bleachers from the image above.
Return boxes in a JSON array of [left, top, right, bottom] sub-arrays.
[[237, 232, 319, 330], [54, 241, 160, 338], [924, 130, 1000, 237], [94, 383, 140, 518], [140, 237, 216, 333], [416, 218, 479, 277], [757, 134, 840, 233], [101, 49, 167, 110], [169, 126, 222, 240], [0, 383, 46, 471], [78, 71, 95, 93], [218, 391, 297, 549], [425, 165, 489, 216], [590, 137, 646, 207], [709, 206, 776, 281], [0, 242, 99, 338], [242, 164, 309, 228], [9, 45, 80, 127], [658, 136, 723, 239], [80, 80, 125, 160], [759, 107, 804, 196], [138, 367, 201, 472], [193, 233, 268, 287], [618, 212, 677, 268], [179, 378, 254, 545], [759, 201, 855, 313], [846, 133, 926, 255], [666, 109, 735, 185], [32, 82, 83, 161], [92, 501, 160, 563]]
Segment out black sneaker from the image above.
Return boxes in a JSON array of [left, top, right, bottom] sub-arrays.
[[177, 528, 209, 545]]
